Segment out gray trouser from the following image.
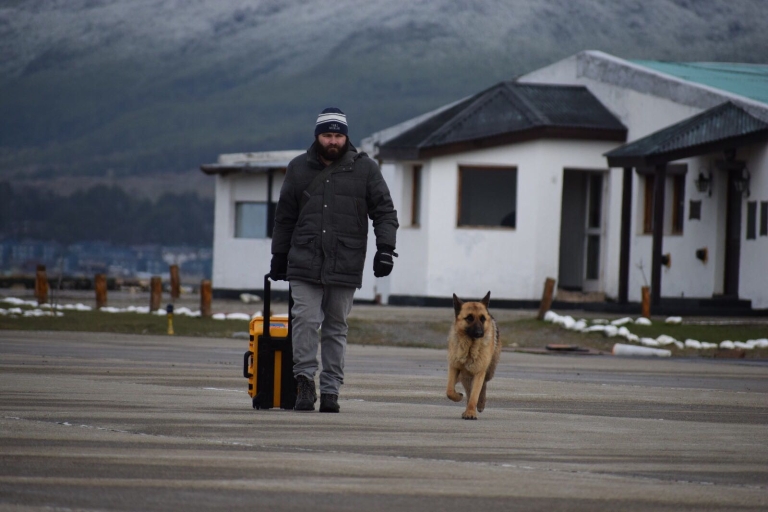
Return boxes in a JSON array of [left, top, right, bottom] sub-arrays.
[[289, 280, 356, 395]]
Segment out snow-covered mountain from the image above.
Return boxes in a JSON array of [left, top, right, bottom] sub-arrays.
[[1, 0, 766, 183]]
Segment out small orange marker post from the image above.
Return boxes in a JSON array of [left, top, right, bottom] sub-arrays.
[[641, 286, 651, 319]]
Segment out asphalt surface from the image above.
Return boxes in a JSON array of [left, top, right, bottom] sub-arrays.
[[1, 330, 767, 511]]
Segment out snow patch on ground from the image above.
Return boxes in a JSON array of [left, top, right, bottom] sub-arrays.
[[0, 296, 260, 321], [541, 310, 762, 354]]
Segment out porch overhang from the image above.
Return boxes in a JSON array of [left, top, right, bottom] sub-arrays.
[[605, 101, 768, 311], [604, 102, 768, 168], [200, 150, 302, 177]]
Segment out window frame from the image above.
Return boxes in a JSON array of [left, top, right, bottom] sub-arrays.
[[672, 174, 685, 235], [456, 165, 518, 229], [638, 164, 687, 235], [411, 164, 422, 227], [234, 201, 269, 239], [643, 173, 655, 234]]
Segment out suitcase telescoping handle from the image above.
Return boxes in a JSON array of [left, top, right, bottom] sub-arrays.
[[262, 273, 293, 339], [263, 273, 272, 335]]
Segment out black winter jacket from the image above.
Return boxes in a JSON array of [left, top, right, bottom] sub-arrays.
[[271, 142, 398, 288]]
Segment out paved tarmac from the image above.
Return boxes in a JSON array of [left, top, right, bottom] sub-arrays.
[[1, 330, 767, 511]]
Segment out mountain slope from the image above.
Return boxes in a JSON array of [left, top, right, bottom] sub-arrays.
[[1, 0, 766, 182]]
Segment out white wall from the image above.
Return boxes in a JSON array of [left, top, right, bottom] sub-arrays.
[[740, 144, 768, 308], [583, 85, 765, 305], [211, 173, 288, 293], [361, 162, 400, 303], [386, 162, 429, 298], [387, 139, 616, 301], [211, 169, 384, 301], [624, 146, 767, 307], [522, 53, 768, 308], [627, 157, 722, 301]]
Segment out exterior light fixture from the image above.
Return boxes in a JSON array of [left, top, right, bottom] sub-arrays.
[[732, 167, 751, 198], [695, 169, 713, 196]]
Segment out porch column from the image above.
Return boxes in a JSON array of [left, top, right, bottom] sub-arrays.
[[618, 167, 633, 304], [651, 164, 667, 308]]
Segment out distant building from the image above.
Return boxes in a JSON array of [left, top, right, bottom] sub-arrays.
[[202, 51, 767, 313], [361, 50, 768, 313], [0, 239, 211, 282], [201, 150, 385, 300]]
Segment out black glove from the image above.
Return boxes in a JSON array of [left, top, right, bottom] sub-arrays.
[[373, 245, 398, 278], [269, 253, 288, 281]]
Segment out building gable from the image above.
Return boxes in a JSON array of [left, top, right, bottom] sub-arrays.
[[378, 82, 626, 160]]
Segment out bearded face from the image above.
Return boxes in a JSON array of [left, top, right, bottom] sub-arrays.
[[316, 133, 349, 162]]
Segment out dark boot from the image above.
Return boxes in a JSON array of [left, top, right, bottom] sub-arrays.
[[319, 393, 340, 413], [294, 375, 316, 411]]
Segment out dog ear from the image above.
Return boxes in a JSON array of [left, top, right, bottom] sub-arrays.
[[481, 291, 491, 308], [452, 294, 463, 317]]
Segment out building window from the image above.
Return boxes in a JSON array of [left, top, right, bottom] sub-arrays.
[[641, 165, 687, 235], [761, 202, 768, 237], [458, 166, 517, 228], [643, 174, 655, 234], [235, 202, 268, 239], [746, 201, 757, 240], [689, 200, 701, 220], [586, 173, 603, 281], [587, 173, 603, 229], [672, 174, 685, 234], [411, 164, 422, 226]]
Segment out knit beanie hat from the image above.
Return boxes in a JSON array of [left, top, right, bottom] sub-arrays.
[[315, 107, 348, 137]]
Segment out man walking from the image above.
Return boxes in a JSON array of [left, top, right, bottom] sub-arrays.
[[270, 107, 399, 413]]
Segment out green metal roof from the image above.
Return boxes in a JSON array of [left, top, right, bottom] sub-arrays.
[[632, 60, 768, 105]]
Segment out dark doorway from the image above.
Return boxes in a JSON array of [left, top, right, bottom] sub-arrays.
[[558, 170, 605, 292], [723, 171, 742, 297], [559, 171, 587, 290]]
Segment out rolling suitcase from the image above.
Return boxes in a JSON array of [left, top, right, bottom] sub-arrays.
[[243, 274, 297, 410]]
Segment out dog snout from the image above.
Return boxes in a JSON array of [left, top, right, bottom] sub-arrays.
[[465, 325, 485, 339]]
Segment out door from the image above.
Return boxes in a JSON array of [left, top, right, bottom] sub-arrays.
[[723, 171, 742, 297], [558, 170, 606, 292], [558, 171, 586, 291]]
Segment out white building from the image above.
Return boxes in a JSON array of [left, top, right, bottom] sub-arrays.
[[362, 50, 768, 313], [201, 149, 384, 301]]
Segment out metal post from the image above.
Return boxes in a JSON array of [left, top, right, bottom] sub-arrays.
[[651, 164, 667, 308], [618, 167, 633, 304]]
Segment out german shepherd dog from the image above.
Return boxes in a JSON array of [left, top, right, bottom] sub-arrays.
[[446, 292, 501, 419]]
